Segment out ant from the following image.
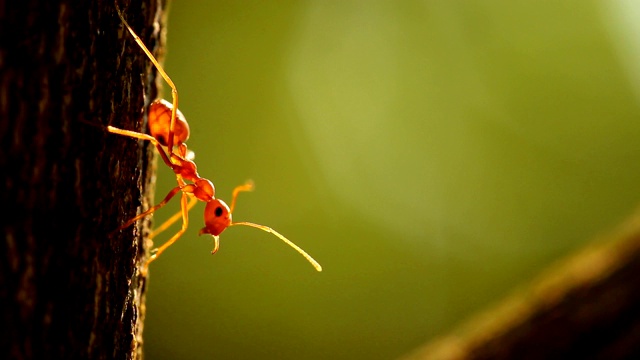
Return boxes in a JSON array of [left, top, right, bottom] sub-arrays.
[[109, 3, 322, 274]]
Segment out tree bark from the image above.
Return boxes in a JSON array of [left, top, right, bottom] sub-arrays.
[[0, 0, 165, 358]]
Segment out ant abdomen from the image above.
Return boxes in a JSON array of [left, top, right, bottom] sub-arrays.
[[148, 99, 190, 147]]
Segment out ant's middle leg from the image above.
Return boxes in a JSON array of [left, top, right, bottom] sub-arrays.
[[107, 126, 175, 169], [112, 185, 182, 234], [149, 195, 198, 239]]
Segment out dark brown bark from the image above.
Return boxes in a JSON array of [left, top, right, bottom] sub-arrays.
[[401, 208, 640, 360], [0, 0, 165, 359]]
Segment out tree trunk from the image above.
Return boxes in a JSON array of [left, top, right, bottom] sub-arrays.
[[0, 0, 165, 358]]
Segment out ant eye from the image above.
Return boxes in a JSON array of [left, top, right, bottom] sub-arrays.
[[215, 206, 224, 217]]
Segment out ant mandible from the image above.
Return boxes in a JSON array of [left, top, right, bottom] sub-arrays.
[[109, 3, 322, 274]]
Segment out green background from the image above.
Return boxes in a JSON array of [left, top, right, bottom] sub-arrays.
[[141, 1, 640, 359]]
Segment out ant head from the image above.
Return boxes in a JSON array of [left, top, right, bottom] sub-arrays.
[[148, 99, 190, 146], [197, 182, 323, 272], [200, 199, 232, 236]]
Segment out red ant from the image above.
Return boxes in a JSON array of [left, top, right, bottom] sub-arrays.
[[109, 3, 322, 274]]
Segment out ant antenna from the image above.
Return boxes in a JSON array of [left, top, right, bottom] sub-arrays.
[[230, 221, 323, 272], [200, 182, 322, 272]]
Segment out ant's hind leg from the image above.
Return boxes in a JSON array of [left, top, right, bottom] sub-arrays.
[[115, 2, 180, 153]]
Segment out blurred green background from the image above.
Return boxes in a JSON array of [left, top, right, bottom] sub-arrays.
[[142, 1, 640, 359]]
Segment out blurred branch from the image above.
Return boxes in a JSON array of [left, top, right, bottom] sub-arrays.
[[402, 206, 640, 360]]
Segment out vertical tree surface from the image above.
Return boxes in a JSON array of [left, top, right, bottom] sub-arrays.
[[0, 0, 165, 358]]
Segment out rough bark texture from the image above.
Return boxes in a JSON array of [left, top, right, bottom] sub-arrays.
[[0, 0, 166, 358], [401, 207, 640, 360]]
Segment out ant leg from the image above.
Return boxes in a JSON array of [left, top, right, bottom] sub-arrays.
[[107, 126, 174, 170], [112, 186, 182, 234], [229, 180, 255, 213], [149, 194, 198, 239], [107, 125, 156, 142], [115, 2, 180, 154], [144, 191, 191, 269]]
